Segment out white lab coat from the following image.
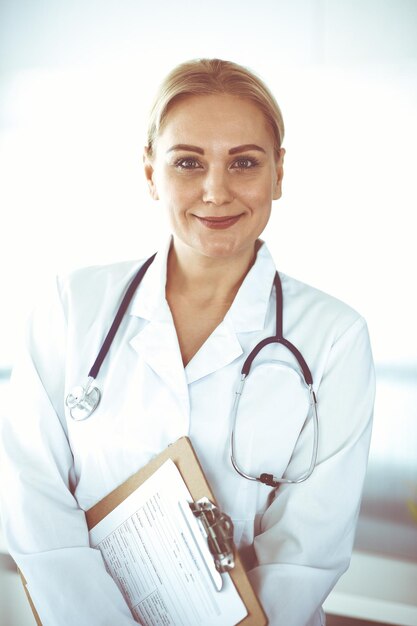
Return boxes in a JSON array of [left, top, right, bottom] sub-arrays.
[[0, 238, 375, 626]]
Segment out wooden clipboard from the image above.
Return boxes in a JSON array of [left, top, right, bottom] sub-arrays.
[[87, 436, 267, 626], [21, 437, 267, 625]]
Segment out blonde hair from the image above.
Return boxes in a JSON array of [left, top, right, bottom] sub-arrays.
[[147, 58, 284, 158]]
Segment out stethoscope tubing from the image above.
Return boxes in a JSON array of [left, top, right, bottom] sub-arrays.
[[230, 375, 318, 487], [241, 274, 313, 385], [88, 253, 157, 380], [65, 253, 319, 487]]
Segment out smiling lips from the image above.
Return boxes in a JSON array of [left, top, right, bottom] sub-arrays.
[[195, 214, 243, 230]]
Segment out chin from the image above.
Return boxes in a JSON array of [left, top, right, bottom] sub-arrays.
[[195, 237, 254, 261], [173, 231, 257, 262]]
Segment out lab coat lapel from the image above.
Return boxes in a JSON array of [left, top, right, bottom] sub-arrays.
[[130, 318, 189, 410], [185, 319, 243, 385], [128, 238, 277, 392], [186, 243, 277, 385], [128, 238, 189, 412]]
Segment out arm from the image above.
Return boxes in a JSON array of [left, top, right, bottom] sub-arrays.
[[247, 317, 375, 626], [0, 279, 137, 626]]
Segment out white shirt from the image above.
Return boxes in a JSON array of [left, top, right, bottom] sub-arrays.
[[0, 239, 375, 626]]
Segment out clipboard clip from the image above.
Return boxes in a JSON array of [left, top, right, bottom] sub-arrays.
[[190, 497, 235, 573]]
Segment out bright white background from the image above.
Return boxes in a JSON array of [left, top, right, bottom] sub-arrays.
[[0, 0, 416, 570]]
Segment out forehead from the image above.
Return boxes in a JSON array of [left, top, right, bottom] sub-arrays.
[[158, 93, 274, 148]]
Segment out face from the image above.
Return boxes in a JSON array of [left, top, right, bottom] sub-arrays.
[[144, 93, 284, 263]]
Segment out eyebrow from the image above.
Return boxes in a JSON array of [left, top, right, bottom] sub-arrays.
[[166, 143, 266, 155], [167, 144, 204, 154], [229, 144, 266, 155]]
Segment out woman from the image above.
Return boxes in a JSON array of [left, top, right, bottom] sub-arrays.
[[0, 59, 375, 625]]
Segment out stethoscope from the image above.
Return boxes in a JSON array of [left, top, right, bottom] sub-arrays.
[[66, 254, 319, 488]]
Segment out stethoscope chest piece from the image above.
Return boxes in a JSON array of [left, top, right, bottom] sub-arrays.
[[66, 377, 101, 421]]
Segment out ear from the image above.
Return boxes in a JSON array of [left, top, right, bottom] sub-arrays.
[[143, 147, 159, 200], [272, 148, 285, 201]]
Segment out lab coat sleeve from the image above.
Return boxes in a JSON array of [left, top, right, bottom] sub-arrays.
[[247, 316, 375, 626], [0, 279, 138, 626]]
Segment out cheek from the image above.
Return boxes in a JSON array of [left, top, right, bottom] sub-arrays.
[[160, 175, 199, 207], [237, 177, 274, 208]]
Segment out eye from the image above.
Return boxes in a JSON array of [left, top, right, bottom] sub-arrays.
[[174, 157, 202, 170], [231, 157, 260, 170]]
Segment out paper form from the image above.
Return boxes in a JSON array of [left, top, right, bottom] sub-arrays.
[[89, 459, 247, 626]]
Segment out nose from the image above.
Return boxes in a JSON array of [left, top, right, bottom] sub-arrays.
[[202, 167, 233, 206]]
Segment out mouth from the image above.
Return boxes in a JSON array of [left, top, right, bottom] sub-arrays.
[[194, 214, 243, 230]]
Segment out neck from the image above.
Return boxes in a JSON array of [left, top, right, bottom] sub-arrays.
[[166, 238, 260, 304]]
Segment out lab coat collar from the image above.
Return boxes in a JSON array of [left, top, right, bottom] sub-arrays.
[[184, 243, 277, 384], [129, 237, 277, 387], [224, 241, 276, 334], [129, 238, 277, 331], [129, 237, 172, 322], [129, 238, 189, 412], [184, 318, 243, 384]]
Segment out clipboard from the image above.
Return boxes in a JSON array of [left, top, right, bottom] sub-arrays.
[[20, 437, 267, 626], [87, 436, 267, 626]]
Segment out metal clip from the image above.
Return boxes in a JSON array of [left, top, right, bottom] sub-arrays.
[[190, 497, 235, 573]]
